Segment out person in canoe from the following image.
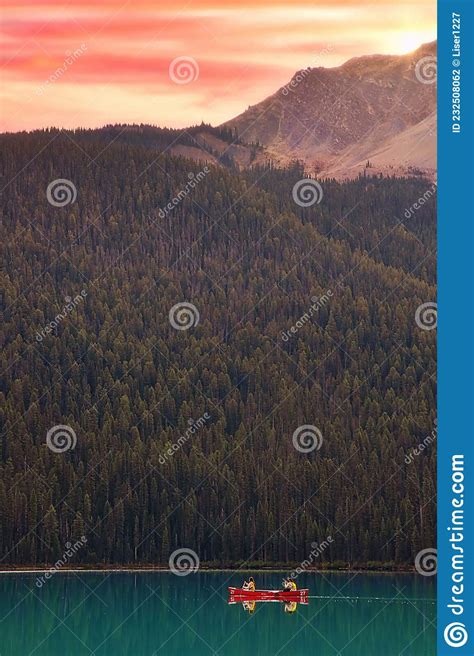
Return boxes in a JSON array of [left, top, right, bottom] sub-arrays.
[[282, 577, 297, 591], [242, 576, 256, 591]]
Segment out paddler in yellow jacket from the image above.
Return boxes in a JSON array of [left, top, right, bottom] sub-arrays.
[[282, 577, 297, 591], [242, 576, 256, 591]]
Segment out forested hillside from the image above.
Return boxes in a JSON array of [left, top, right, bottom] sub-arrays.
[[0, 131, 436, 566]]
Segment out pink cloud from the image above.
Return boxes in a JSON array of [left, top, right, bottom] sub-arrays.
[[1, 1, 436, 131]]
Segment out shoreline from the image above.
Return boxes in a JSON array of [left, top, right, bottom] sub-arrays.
[[0, 565, 419, 575]]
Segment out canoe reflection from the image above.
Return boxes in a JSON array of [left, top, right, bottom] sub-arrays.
[[237, 599, 304, 614]]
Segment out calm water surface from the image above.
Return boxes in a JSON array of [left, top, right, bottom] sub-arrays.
[[0, 571, 435, 655]]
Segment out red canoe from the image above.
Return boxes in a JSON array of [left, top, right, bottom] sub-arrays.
[[228, 587, 309, 603]]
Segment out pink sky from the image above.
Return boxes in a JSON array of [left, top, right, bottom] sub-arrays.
[[1, 0, 436, 132]]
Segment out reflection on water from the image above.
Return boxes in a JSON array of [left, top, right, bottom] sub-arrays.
[[238, 599, 302, 614], [0, 571, 435, 655]]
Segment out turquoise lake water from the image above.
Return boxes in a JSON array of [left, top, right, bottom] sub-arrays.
[[0, 571, 435, 655]]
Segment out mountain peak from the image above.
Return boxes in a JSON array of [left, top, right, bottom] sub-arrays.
[[223, 42, 436, 179], [340, 39, 436, 71]]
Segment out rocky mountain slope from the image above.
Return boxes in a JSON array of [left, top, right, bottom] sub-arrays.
[[223, 41, 437, 179]]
